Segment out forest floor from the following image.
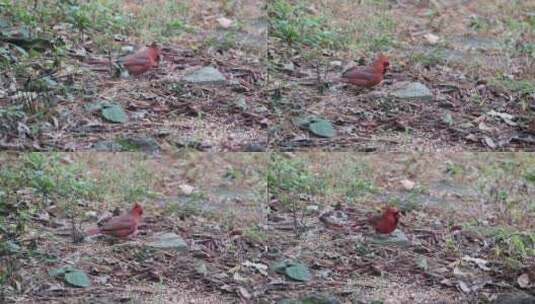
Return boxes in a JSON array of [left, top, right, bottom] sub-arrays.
[[2, 0, 533, 152], [1, 153, 534, 303], [0, 0, 268, 152], [268, 0, 535, 151]]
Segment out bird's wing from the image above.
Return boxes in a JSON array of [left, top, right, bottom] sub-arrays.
[[119, 54, 152, 67], [100, 215, 136, 232], [341, 67, 375, 80], [367, 214, 381, 226]]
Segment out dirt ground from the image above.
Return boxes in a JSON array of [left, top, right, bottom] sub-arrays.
[[268, 0, 535, 151], [1, 0, 534, 303], [1, 153, 534, 303], [1, 0, 268, 151]]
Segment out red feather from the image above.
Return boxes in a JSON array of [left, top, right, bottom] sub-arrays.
[[340, 54, 390, 88], [368, 206, 400, 234], [117, 43, 160, 76], [86, 203, 143, 238]]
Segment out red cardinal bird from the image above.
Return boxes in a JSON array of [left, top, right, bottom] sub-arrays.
[[87, 43, 160, 77], [340, 53, 390, 88], [86, 203, 143, 238], [368, 206, 400, 234], [117, 43, 160, 76]]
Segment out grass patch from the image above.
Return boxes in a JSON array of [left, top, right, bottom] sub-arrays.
[[268, 153, 325, 236], [268, 0, 396, 55], [268, 0, 348, 50], [490, 78, 535, 96], [0, 153, 103, 291], [474, 227, 535, 266]]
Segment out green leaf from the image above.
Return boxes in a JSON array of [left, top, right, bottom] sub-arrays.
[[416, 255, 428, 271], [442, 112, 453, 126], [64, 270, 91, 288], [285, 263, 312, 282], [308, 119, 336, 138], [101, 104, 128, 123], [48, 266, 75, 278], [84, 102, 105, 112], [272, 260, 291, 273]]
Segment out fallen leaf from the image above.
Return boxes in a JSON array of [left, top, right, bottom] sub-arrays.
[[401, 179, 416, 190], [518, 273, 530, 289], [424, 33, 440, 44], [462, 256, 491, 271]]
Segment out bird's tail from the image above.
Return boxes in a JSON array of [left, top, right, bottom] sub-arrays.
[[85, 227, 101, 236]]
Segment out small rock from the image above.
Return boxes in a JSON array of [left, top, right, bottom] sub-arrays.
[[179, 184, 195, 195], [216, 17, 233, 28], [390, 82, 433, 101], [146, 232, 188, 251], [368, 229, 410, 247], [182, 66, 226, 85]]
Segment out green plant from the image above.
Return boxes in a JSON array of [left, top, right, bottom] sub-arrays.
[[492, 229, 535, 260], [268, 154, 323, 237], [268, 0, 347, 50], [244, 225, 267, 243]]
